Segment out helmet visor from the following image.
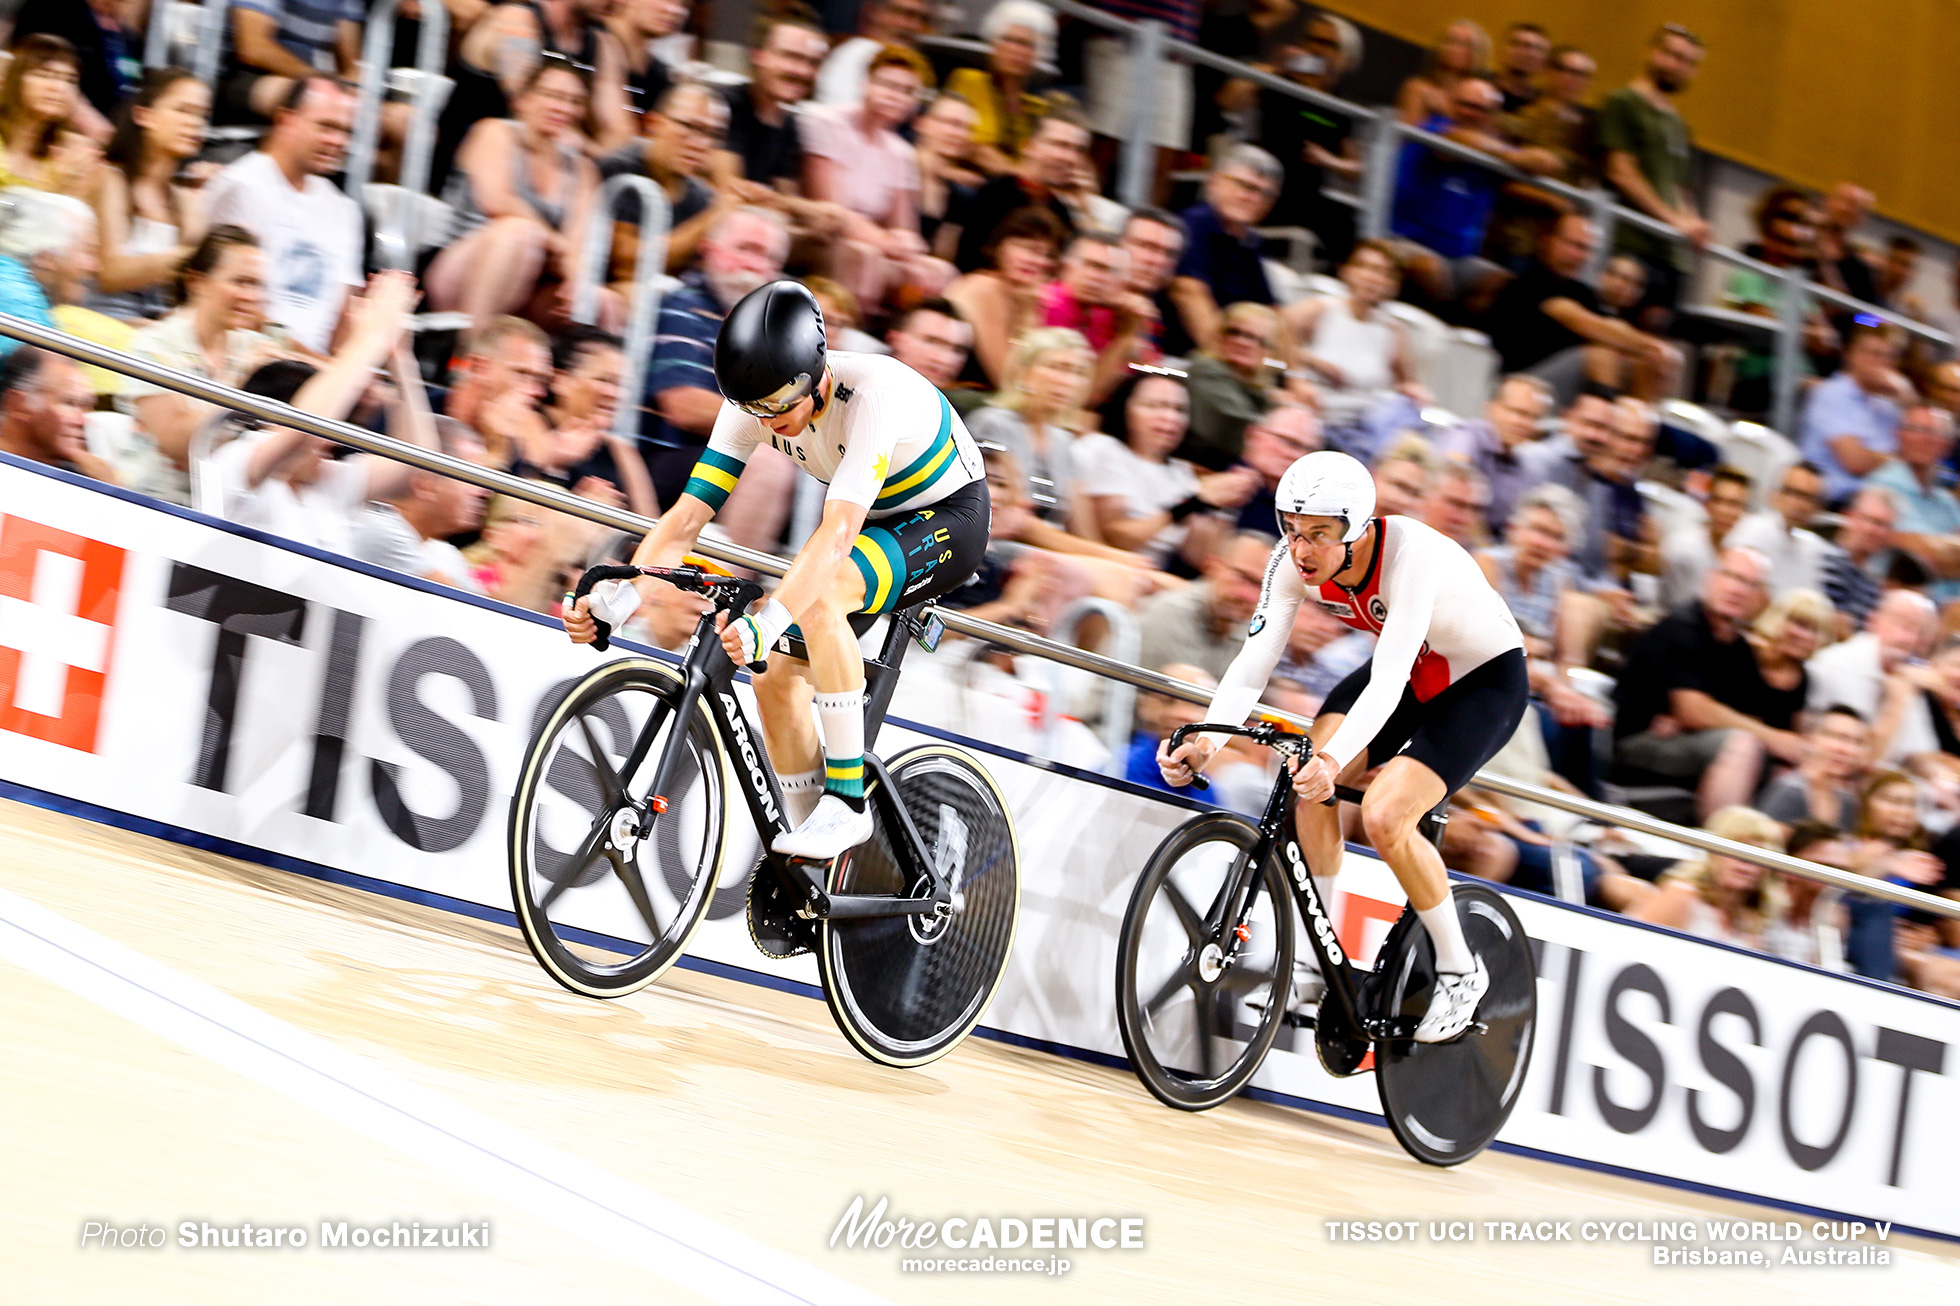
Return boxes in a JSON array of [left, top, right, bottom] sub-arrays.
[[731, 371, 816, 418]]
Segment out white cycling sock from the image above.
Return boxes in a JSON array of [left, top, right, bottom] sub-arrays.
[[1417, 900, 1475, 973], [815, 688, 867, 807], [779, 768, 823, 826]]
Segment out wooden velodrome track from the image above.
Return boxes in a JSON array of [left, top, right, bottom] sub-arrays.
[[4, 794, 1958, 1304]]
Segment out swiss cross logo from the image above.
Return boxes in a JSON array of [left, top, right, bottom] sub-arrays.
[[0, 516, 124, 752]]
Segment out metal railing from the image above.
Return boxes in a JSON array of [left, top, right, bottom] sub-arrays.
[[1034, 0, 1953, 435], [570, 174, 673, 447], [345, 0, 452, 203], [2, 311, 1955, 927], [144, 0, 230, 89]]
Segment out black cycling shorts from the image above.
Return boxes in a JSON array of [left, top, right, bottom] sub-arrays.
[[1317, 647, 1529, 796], [773, 478, 990, 660]]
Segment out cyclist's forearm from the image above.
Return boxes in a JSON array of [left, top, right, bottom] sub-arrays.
[[629, 494, 713, 577], [771, 505, 866, 620]]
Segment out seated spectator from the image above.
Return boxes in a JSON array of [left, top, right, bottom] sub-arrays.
[[885, 297, 974, 397], [964, 327, 1091, 531], [444, 315, 554, 470], [1040, 231, 1151, 403], [636, 205, 792, 536], [709, 13, 844, 243], [0, 35, 97, 196], [461, 494, 585, 613], [1506, 45, 1598, 184], [0, 186, 84, 352], [1814, 182, 1879, 309], [916, 91, 984, 258], [1229, 402, 1320, 534], [1077, 372, 1256, 571], [946, 0, 1055, 176], [1759, 704, 1871, 830], [598, 79, 726, 276], [817, 0, 936, 106], [355, 418, 493, 590], [120, 226, 278, 505], [1658, 463, 1751, 612], [90, 68, 211, 322], [1432, 373, 1553, 533], [800, 45, 953, 314], [1168, 144, 1281, 356], [1393, 19, 1490, 127], [1370, 433, 1435, 518], [1725, 461, 1832, 598], [1223, 10, 1362, 269], [1800, 326, 1905, 505], [1809, 588, 1938, 727], [1126, 663, 1222, 799], [1719, 187, 1840, 410], [609, 0, 693, 119], [1748, 587, 1835, 732], [1483, 214, 1678, 406], [1629, 806, 1786, 949], [1872, 635, 1960, 768], [1847, 770, 1951, 973], [217, 0, 360, 126], [202, 76, 362, 354], [1870, 405, 1960, 602], [0, 347, 115, 482], [1613, 545, 1787, 819], [8, 0, 142, 137], [804, 275, 887, 356], [1180, 302, 1283, 472], [1877, 235, 1927, 319], [211, 273, 427, 553], [1120, 207, 1193, 360], [430, 57, 613, 338], [1773, 822, 1855, 969], [1134, 533, 1273, 681], [533, 325, 655, 516], [950, 107, 1085, 274], [945, 204, 1066, 388], [1419, 461, 1489, 549], [1519, 387, 1646, 588], [1284, 240, 1422, 456], [1390, 75, 1556, 309], [1821, 486, 1892, 632]]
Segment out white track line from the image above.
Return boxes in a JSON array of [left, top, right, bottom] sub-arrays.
[[0, 883, 887, 1306]]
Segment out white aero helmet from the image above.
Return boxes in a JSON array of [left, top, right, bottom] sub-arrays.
[[1274, 450, 1376, 543]]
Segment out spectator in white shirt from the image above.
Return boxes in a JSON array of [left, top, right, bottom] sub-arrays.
[[1805, 588, 1936, 726], [1659, 463, 1751, 612], [1724, 460, 1834, 598], [354, 416, 492, 591], [214, 272, 429, 554], [202, 76, 363, 353]]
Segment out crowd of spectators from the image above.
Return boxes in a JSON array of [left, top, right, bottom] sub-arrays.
[[0, 1, 1956, 995]]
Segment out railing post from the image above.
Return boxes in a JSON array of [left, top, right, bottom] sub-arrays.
[[399, 0, 452, 200], [1047, 597, 1140, 775], [344, 0, 403, 203], [573, 174, 672, 444], [144, 1, 177, 69], [1584, 189, 1616, 281], [1771, 267, 1807, 435], [1357, 112, 1400, 240], [193, 1, 231, 88], [1117, 20, 1164, 212]]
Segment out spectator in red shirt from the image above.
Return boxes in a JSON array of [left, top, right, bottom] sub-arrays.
[[1040, 231, 1152, 403]]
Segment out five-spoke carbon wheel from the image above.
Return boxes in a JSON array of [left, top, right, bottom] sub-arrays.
[[1116, 812, 1295, 1111], [509, 658, 727, 997], [819, 745, 1019, 1068]]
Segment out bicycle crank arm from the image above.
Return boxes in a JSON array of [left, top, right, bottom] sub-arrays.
[[1365, 1016, 1489, 1042], [815, 892, 944, 920]]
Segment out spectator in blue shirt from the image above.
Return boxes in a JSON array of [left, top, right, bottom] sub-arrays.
[[639, 205, 789, 539], [1800, 326, 1905, 504], [220, 0, 361, 125], [1168, 144, 1280, 358], [1870, 404, 1960, 600], [0, 187, 84, 357], [1389, 74, 1560, 310]]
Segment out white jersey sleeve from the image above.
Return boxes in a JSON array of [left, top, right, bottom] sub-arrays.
[[1320, 534, 1443, 771], [1204, 543, 1306, 737]]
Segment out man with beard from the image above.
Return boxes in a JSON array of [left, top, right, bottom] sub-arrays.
[[599, 80, 729, 272], [712, 14, 846, 246], [1599, 24, 1709, 318]]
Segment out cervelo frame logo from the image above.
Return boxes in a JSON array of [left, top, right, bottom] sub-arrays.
[[0, 515, 125, 753], [1283, 837, 1345, 966]]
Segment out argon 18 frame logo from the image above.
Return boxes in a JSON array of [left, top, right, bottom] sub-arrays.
[[1284, 838, 1345, 965], [719, 692, 780, 825]]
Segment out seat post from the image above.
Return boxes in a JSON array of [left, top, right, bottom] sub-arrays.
[[860, 608, 923, 751]]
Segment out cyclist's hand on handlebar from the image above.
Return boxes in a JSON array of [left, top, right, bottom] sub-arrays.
[[1157, 734, 1217, 787], [563, 595, 599, 644], [1292, 751, 1339, 805]]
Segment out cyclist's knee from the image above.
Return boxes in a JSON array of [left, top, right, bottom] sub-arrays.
[[753, 658, 810, 706], [1359, 786, 1422, 850]]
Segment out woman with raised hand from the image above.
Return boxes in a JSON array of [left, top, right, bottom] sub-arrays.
[[91, 68, 211, 321]]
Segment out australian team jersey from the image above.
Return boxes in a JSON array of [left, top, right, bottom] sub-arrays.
[[682, 351, 984, 520], [1206, 515, 1525, 771]]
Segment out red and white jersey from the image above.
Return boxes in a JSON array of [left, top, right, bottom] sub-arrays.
[[1206, 516, 1524, 770]]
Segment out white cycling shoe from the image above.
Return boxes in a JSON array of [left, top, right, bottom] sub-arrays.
[[771, 793, 875, 861], [1414, 956, 1489, 1044]]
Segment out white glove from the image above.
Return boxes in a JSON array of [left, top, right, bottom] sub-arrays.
[[729, 598, 794, 666], [587, 578, 643, 630]]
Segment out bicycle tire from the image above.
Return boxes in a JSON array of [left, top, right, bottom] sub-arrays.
[[1116, 812, 1296, 1111], [1373, 882, 1536, 1166], [818, 745, 1019, 1068], [508, 657, 728, 998]]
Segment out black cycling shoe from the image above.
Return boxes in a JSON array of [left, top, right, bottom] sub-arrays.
[[747, 858, 819, 959]]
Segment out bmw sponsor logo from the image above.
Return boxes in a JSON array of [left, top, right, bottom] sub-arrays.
[[1249, 614, 1266, 636], [1368, 596, 1388, 623]]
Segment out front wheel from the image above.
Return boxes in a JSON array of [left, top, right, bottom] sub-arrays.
[[818, 745, 1020, 1068], [1116, 813, 1295, 1111], [508, 658, 728, 998]]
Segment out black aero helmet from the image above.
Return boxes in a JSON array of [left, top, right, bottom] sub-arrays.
[[714, 279, 827, 417]]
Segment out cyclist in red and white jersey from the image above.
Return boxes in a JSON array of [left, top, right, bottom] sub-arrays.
[[1158, 450, 1529, 1041]]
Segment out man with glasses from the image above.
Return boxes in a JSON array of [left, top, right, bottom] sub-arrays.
[[1041, 232, 1152, 403], [1869, 404, 1960, 601], [952, 109, 1088, 274], [1231, 404, 1321, 533], [816, 0, 936, 106], [1237, 12, 1361, 268], [1120, 207, 1193, 358], [1434, 373, 1553, 532], [600, 80, 727, 271], [1724, 461, 1834, 599], [1799, 326, 1906, 504], [1135, 532, 1276, 682], [1613, 545, 1787, 818], [1169, 144, 1283, 356], [1494, 22, 1550, 114]]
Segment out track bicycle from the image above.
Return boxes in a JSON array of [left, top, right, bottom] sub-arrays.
[[507, 563, 1020, 1067], [1114, 721, 1535, 1165]]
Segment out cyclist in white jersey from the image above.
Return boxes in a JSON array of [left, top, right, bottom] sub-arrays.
[[1158, 450, 1529, 1041], [565, 281, 988, 859]]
